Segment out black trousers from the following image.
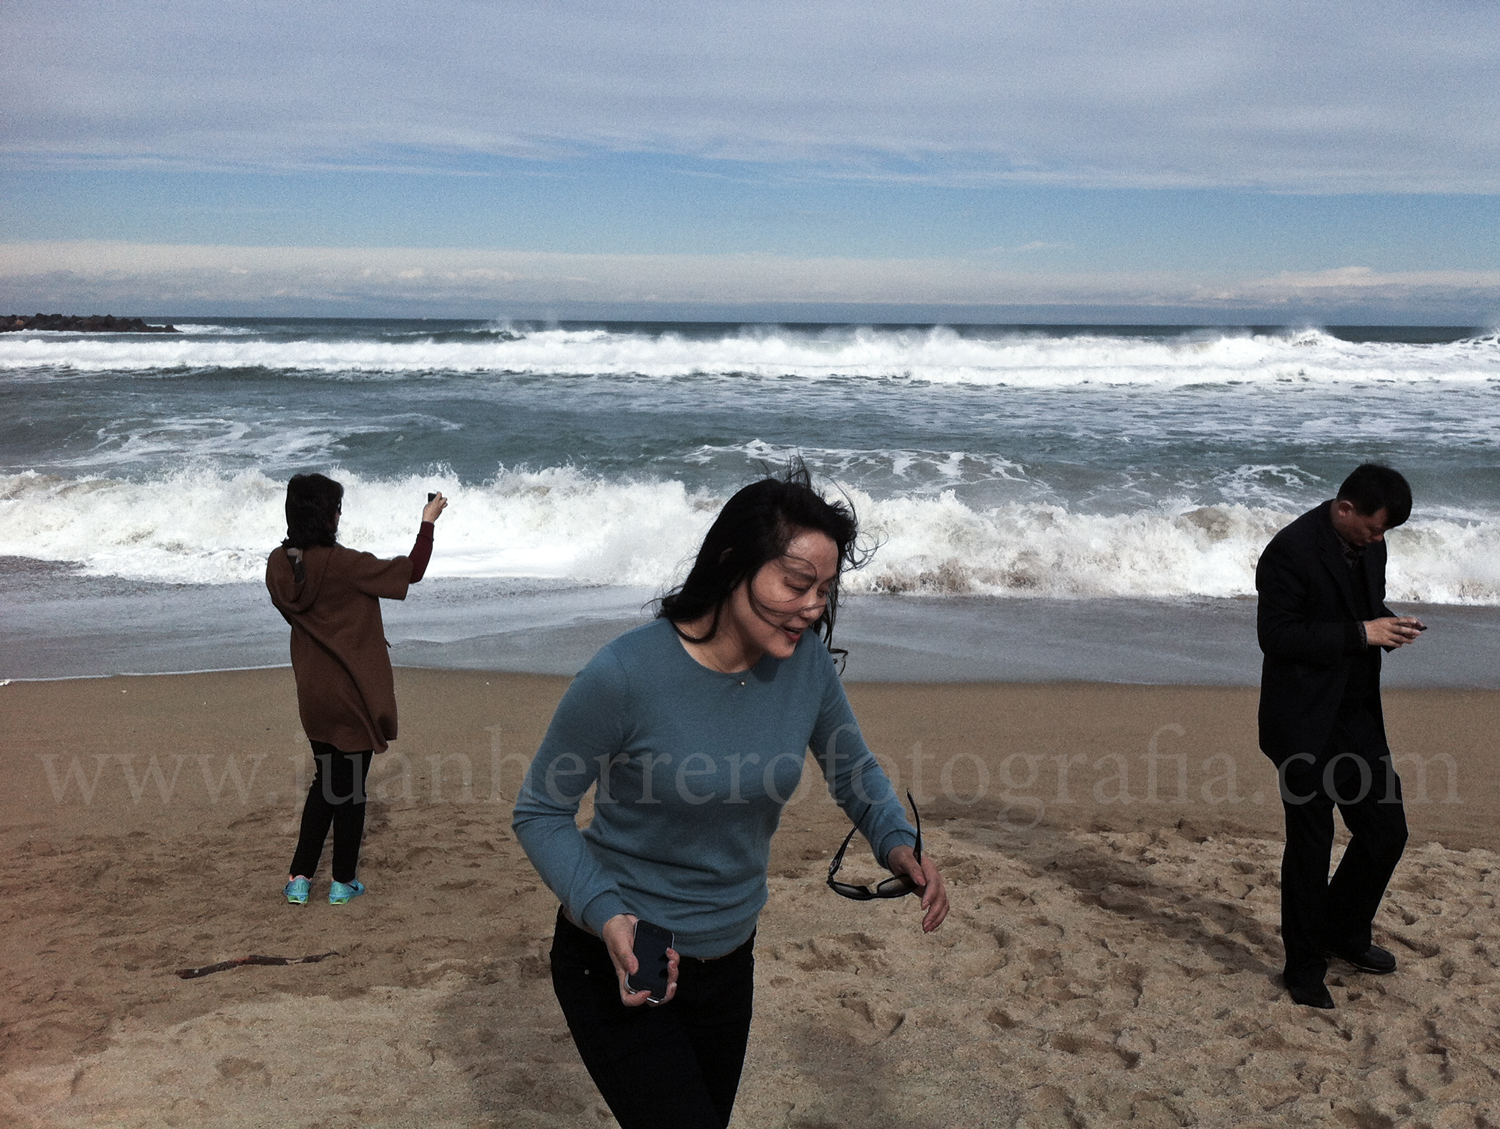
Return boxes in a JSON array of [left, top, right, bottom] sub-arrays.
[[288, 742, 373, 884], [1277, 717, 1408, 991], [550, 910, 755, 1129]]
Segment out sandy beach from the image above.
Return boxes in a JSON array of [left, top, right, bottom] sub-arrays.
[[2, 669, 1496, 1128]]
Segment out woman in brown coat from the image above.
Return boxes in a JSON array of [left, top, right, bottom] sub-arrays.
[[267, 473, 447, 905]]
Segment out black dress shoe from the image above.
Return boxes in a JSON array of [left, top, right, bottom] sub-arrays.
[[1322, 944, 1398, 975], [1288, 982, 1335, 1009]]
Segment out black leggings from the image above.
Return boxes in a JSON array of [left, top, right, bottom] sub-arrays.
[[549, 910, 755, 1129], [288, 742, 373, 884]]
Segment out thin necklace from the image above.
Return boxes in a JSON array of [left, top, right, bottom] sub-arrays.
[[680, 633, 756, 675]]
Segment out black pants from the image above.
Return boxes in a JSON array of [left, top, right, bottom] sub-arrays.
[[1278, 723, 1408, 991], [288, 742, 373, 884], [550, 910, 755, 1129]]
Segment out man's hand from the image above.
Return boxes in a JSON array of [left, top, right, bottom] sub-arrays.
[[422, 492, 448, 523], [1365, 616, 1425, 648]]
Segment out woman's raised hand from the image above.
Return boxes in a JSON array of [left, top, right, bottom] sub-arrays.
[[601, 913, 680, 1007], [887, 845, 949, 933], [422, 493, 449, 523]]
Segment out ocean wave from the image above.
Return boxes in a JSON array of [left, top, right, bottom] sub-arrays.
[[4, 467, 1497, 604], [681, 440, 1033, 493], [170, 323, 263, 335], [2, 326, 1497, 386], [42, 413, 460, 473]]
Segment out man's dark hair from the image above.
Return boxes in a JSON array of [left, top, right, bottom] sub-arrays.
[[283, 473, 344, 548], [1337, 464, 1412, 527], [658, 458, 870, 653]]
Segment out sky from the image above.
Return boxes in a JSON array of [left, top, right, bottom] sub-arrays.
[[2, 0, 1498, 323]]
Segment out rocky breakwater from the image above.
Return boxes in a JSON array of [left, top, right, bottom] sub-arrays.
[[4, 313, 179, 333]]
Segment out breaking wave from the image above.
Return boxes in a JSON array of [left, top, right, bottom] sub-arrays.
[[4, 466, 1497, 604], [3, 325, 1497, 386]]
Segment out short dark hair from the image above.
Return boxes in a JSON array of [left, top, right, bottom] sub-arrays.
[[658, 459, 869, 653], [1337, 464, 1412, 527], [283, 473, 344, 549]]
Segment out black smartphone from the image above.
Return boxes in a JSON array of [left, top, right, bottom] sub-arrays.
[[625, 919, 673, 1002], [427, 492, 437, 502]]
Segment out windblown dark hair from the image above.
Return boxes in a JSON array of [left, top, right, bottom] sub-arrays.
[[658, 459, 870, 656], [1337, 464, 1412, 527], [283, 473, 344, 549]]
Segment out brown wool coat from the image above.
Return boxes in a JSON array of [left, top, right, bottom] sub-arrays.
[[266, 544, 411, 754]]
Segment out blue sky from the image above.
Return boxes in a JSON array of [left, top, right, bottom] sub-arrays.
[[2, 0, 1498, 322]]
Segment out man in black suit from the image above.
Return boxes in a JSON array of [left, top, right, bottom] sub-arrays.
[[1256, 464, 1424, 1009]]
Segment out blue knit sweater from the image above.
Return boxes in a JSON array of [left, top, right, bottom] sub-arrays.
[[512, 618, 918, 957]]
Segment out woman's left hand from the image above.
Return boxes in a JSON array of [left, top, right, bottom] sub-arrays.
[[886, 844, 949, 933]]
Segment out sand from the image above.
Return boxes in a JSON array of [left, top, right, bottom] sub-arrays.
[[1, 669, 1496, 1128]]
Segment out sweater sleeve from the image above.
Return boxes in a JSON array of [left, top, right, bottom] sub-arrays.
[[408, 521, 435, 583], [809, 654, 917, 869], [511, 649, 633, 933]]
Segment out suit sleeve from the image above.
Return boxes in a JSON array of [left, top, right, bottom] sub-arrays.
[[511, 650, 633, 934], [1373, 543, 1400, 648], [1255, 539, 1364, 665], [809, 654, 917, 869], [1376, 544, 1397, 620]]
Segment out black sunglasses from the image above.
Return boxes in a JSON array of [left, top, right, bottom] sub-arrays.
[[827, 791, 922, 900]]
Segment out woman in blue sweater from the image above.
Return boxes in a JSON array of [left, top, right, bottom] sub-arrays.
[[512, 464, 948, 1129]]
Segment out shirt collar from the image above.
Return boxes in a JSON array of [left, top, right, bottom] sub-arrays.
[[1329, 512, 1364, 567]]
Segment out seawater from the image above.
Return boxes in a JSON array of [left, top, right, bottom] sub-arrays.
[[3, 319, 1499, 680]]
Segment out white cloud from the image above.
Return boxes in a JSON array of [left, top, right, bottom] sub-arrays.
[[1203, 266, 1500, 310], [979, 242, 1074, 255], [4, 242, 1497, 321], [3, 0, 1498, 191]]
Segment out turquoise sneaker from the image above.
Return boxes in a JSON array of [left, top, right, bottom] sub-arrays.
[[328, 879, 365, 905], [284, 876, 310, 906]]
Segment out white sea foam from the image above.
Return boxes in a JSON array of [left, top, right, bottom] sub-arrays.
[[170, 323, 262, 335], [2, 326, 1496, 386], [52, 415, 432, 472], [4, 467, 1498, 604]]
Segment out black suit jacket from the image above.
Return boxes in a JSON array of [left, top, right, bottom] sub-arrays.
[[1256, 500, 1395, 765]]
